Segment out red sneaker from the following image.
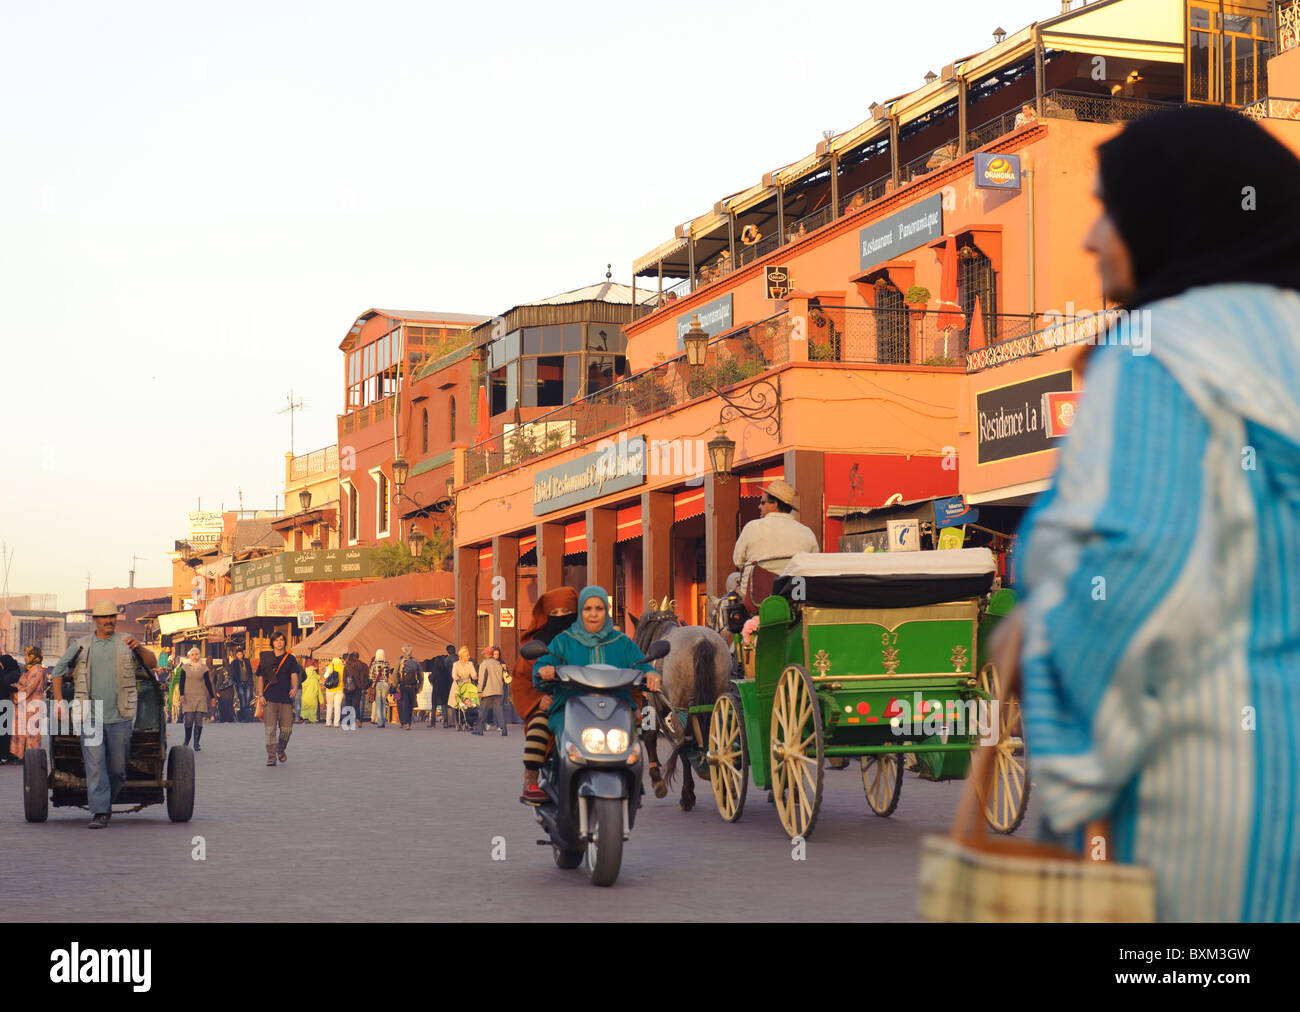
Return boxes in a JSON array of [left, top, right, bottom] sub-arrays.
[[521, 784, 547, 805]]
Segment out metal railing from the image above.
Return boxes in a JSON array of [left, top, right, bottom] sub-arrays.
[[1241, 96, 1300, 121], [807, 305, 1039, 368], [899, 136, 960, 184], [965, 308, 1123, 372], [839, 174, 892, 216], [289, 445, 339, 481], [1041, 88, 1177, 125]]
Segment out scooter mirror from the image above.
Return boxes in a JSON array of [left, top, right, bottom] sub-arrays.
[[643, 639, 671, 663], [518, 639, 549, 661]]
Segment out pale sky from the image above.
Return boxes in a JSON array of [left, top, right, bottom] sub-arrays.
[[0, 0, 1053, 611]]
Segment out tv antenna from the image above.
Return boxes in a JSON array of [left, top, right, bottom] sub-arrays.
[[130, 554, 147, 589], [276, 389, 306, 456]]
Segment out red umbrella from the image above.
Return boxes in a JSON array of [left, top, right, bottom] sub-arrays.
[[967, 295, 986, 350], [935, 235, 964, 331], [476, 383, 490, 441]]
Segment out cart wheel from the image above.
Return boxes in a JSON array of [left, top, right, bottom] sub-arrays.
[[166, 746, 195, 823], [861, 754, 903, 817], [976, 664, 1029, 833], [553, 846, 583, 870], [770, 664, 824, 840], [23, 749, 48, 823], [707, 694, 748, 823]]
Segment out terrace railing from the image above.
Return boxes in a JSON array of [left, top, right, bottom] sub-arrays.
[[1041, 88, 1177, 125], [806, 305, 1039, 369], [1241, 96, 1300, 121], [965, 308, 1123, 372]]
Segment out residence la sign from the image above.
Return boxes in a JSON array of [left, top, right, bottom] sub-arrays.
[[533, 436, 647, 516]]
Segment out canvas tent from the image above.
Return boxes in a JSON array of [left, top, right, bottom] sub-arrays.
[[294, 607, 356, 656], [303, 603, 454, 663]]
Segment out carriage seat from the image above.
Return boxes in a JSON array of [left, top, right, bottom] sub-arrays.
[[772, 548, 996, 607]]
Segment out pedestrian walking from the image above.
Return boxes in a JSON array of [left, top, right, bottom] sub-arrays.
[[473, 646, 507, 736], [450, 647, 476, 730], [215, 663, 236, 723], [395, 645, 421, 729], [429, 644, 455, 727], [177, 647, 216, 751], [49, 599, 158, 828], [300, 658, 324, 722], [345, 651, 369, 726], [9, 646, 47, 760], [366, 649, 391, 726], [496, 646, 521, 725], [323, 653, 344, 727], [989, 106, 1300, 922], [229, 647, 254, 722], [370, 662, 389, 728], [254, 633, 302, 766]]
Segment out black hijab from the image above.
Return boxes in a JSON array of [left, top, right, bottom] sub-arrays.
[[1097, 105, 1300, 311]]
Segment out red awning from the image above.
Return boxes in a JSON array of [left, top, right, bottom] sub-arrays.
[[616, 505, 641, 542], [518, 533, 537, 555], [673, 488, 705, 522], [478, 546, 493, 571], [740, 464, 785, 499], [563, 521, 587, 555]]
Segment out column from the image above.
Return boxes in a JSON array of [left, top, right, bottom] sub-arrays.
[[641, 490, 673, 609], [783, 449, 826, 549], [704, 472, 740, 600], [454, 544, 478, 656], [586, 506, 616, 595], [536, 522, 563, 593], [493, 534, 519, 663]]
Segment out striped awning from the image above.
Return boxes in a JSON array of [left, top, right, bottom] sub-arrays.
[[673, 488, 705, 523], [478, 546, 493, 571], [740, 464, 785, 499], [563, 521, 587, 555], [616, 505, 642, 542], [518, 533, 537, 555], [203, 583, 306, 626]]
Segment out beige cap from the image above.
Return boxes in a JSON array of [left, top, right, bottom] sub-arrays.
[[91, 599, 120, 618], [763, 479, 799, 511]]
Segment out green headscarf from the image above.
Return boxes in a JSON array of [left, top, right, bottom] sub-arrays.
[[566, 585, 619, 648]]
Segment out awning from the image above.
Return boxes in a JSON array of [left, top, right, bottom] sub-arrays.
[[616, 504, 641, 542], [634, 235, 690, 276], [966, 478, 1052, 506], [1039, 0, 1184, 65], [563, 521, 587, 555], [673, 488, 705, 522], [518, 533, 537, 555], [740, 464, 784, 499], [478, 546, 493, 571], [196, 557, 232, 579], [203, 583, 307, 626], [1041, 30, 1183, 63]]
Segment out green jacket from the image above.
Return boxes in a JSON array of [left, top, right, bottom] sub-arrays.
[[533, 628, 652, 735]]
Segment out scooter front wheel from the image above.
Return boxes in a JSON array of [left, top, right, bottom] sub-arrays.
[[554, 846, 583, 869], [586, 797, 624, 887]]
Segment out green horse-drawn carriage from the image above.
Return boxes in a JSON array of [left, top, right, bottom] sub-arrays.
[[705, 548, 1027, 839]]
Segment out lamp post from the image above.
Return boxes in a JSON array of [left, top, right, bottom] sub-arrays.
[[682, 315, 708, 367], [408, 522, 427, 564], [707, 425, 737, 482], [298, 489, 312, 511]]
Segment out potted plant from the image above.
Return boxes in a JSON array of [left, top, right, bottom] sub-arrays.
[[905, 285, 931, 311]]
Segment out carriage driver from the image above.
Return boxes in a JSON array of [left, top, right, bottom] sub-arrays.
[[732, 479, 820, 608]]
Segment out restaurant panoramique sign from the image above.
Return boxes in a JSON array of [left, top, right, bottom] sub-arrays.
[[534, 436, 647, 516]]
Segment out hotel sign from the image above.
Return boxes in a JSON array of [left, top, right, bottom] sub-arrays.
[[676, 294, 733, 349], [534, 436, 648, 516], [230, 548, 374, 592], [974, 152, 1022, 190], [859, 193, 944, 270], [976, 371, 1074, 464]]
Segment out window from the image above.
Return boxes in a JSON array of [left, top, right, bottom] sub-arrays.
[[449, 396, 456, 441], [372, 470, 389, 537], [345, 481, 358, 545], [421, 409, 429, 453]]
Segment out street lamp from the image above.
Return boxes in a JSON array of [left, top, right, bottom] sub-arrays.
[[298, 488, 312, 511], [391, 455, 410, 496], [310, 538, 323, 551], [408, 522, 427, 560], [682, 315, 708, 367], [707, 425, 736, 482]]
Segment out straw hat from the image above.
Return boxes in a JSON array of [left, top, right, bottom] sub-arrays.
[[763, 479, 799, 511], [91, 599, 119, 618]]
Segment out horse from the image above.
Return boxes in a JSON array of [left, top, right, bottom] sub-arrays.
[[631, 598, 734, 812]]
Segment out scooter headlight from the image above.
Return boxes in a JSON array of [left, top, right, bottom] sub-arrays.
[[606, 728, 629, 753], [580, 727, 608, 753]]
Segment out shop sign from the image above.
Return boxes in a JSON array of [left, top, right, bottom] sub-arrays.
[[933, 495, 979, 529], [500, 608, 515, 628], [887, 519, 921, 552], [298, 611, 315, 629], [765, 265, 791, 300], [937, 526, 966, 550], [976, 371, 1073, 464], [1043, 390, 1081, 438], [157, 610, 200, 636], [676, 294, 733, 349], [859, 192, 944, 270], [974, 152, 1022, 190], [533, 435, 647, 516], [261, 583, 305, 617]]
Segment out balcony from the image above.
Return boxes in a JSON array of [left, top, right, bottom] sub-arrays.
[[965, 308, 1123, 372], [465, 305, 1040, 481], [289, 444, 339, 481]]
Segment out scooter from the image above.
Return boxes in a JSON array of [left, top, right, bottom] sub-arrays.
[[518, 637, 670, 887]]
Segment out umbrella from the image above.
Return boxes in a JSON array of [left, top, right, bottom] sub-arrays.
[[935, 235, 965, 332], [476, 383, 490, 442], [968, 295, 986, 351]]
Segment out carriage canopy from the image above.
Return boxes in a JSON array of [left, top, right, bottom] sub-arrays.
[[772, 548, 996, 606]]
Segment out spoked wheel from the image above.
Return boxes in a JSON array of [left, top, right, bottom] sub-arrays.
[[585, 797, 624, 887], [861, 754, 903, 817], [770, 664, 824, 840], [976, 663, 1029, 833], [707, 694, 748, 823]]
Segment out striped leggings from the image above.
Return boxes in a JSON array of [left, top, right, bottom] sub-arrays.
[[523, 711, 551, 771]]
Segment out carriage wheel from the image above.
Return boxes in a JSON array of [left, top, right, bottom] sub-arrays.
[[860, 754, 903, 817], [707, 694, 748, 823], [770, 665, 824, 840], [976, 664, 1030, 833]]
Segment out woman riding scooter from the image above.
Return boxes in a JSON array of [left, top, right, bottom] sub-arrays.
[[532, 585, 662, 757]]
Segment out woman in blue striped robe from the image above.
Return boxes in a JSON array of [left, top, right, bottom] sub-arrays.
[[999, 107, 1300, 921]]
